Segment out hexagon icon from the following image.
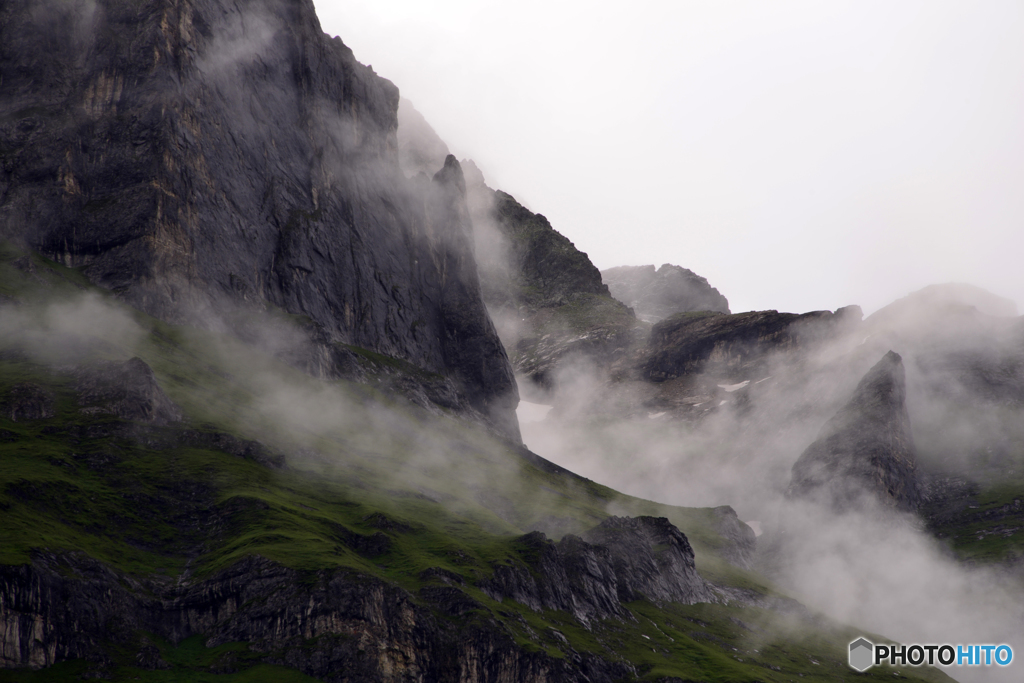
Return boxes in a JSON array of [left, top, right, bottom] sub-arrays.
[[849, 638, 874, 672]]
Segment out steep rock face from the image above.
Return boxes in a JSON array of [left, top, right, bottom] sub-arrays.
[[603, 264, 730, 321], [482, 532, 625, 624], [394, 100, 638, 397], [788, 351, 921, 512], [466, 174, 610, 312], [0, 553, 633, 682], [462, 165, 638, 395], [482, 516, 716, 625], [0, 0, 517, 438], [429, 156, 520, 438], [396, 101, 611, 314], [642, 307, 862, 383]]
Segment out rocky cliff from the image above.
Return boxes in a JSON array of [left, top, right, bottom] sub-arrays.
[[788, 351, 921, 512], [482, 517, 716, 626], [642, 307, 862, 383], [0, 0, 518, 438], [462, 164, 639, 394], [393, 100, 640, 397], [0, 516, 717, 679], [0, 552, 638, 682], [603, 264, 731, 321]]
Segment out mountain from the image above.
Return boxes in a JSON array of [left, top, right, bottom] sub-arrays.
[[0, 245, 937, 682], [0, 0, 518, 441], [602, 264, 731, 322], [0, 0, 1018, 681]]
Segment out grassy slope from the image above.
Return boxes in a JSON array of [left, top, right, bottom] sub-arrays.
[[0, 244, 953, 682], [923, 471, 1024, 565]]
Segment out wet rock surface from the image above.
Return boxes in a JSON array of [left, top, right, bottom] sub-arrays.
[[603, 264, 731, 322], [788, 351, 921, 512]]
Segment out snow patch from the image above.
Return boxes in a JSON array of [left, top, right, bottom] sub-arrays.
[[717, 380, 749, 392], [648, 412, 666, 419], [754, 376, 773, 384], [718, 400, 727, 406]]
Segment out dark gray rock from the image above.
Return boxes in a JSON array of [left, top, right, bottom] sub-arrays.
[[469, 182, 611, 313], [582, 516, 717, 606], [462, 163, 639, 395], [74, 357, 182, 425], [482, 516, 716, 625], [0, 552, 635, 682], [482, 531, 625, 624], [602, 264, 730, 321], [0, 0, 518, 441], [788, 351, 921, 512], [0, 383, 54, 421], [642, 308, 860, 383], [430, 156, 520, 440]]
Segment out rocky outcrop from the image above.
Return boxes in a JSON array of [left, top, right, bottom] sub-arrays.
[[602, 264, 730, 321], [582, 516, 717, 605], [0, 553, 632, 681], [466, 171, 610, 313], [1, 518, 714, 679], [397, 101, 640, 398], [397, 101, 614, 321], [788, 351, 921, 512], [482, 517, 716, 625], [711, 506, 757, 570], [0, 383, 54, 422], [460, 164, 639, 394], [0, 0, 518, 440], [642, 307, 862, 383], [482, 532, 625, 624], [74, 357, 182, 425]]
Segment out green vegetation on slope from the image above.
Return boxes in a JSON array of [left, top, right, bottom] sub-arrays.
[[0, 243, 953, 682]]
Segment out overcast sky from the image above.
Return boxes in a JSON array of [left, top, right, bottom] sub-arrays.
[[313, 1, 1023, 315]]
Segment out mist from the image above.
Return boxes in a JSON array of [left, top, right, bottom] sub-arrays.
[[314, 0, 1024, 317], [516, 293, 1024, 681], [6, 0, 1024, 677]]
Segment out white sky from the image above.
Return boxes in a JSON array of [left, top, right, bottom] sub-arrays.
[[313, 1, 1024, 315]]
